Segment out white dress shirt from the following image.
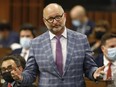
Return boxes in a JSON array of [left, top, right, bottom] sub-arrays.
[[49, 28, 67, 70], [20, 48, 29, 61], [103, 56, 116, 80]]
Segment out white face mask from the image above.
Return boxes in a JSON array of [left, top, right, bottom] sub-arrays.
[[20, 37, 31, 49], [107, 47, 116, 61], [72, 20, 81, 27]]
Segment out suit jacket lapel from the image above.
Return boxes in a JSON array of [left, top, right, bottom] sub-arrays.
[[43, 29, 75, 77], [63, 29, 75, 76], [43, 31, 61, 77]]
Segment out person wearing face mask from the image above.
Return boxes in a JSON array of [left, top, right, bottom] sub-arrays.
[[0, 55, 36, 87], [70, 5, 95, 36], [94, 33, 116, 87], [90, 20, 110, 57], [11, 24, 36, 61], [10, 3, 106, 87]]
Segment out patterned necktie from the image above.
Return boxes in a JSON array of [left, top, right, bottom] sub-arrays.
[[107, 62, 112, 80], [55, 36, 63, 75], [8, 83, 12, 87]]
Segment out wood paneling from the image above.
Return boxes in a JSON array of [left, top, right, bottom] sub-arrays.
[[0, 0, 10, 21], [0, 0, 116, 34], [0, 0, 44, 34], [10, 0, 44, 33], [111, 12, 116, 29]]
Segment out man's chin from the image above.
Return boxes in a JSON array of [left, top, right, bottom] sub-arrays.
[[52, 28, 62, 32]]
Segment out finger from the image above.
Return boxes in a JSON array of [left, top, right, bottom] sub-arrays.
[[98, 66, 105, 71]]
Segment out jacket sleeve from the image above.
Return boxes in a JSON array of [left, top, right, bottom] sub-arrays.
[[83, 35, 98, 80], [20, 41, 39, 86]]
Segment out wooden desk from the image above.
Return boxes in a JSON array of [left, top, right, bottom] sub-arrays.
[[0, 48, 12, 59], [85, 78, 107, 87]]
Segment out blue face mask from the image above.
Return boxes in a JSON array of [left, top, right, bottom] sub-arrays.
[[20, 37, 31, 49], [107, 47, 116, 61], [72, 20, 81, 27]]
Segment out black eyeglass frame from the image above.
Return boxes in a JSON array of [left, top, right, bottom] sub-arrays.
[[44, 13, 64, 23], [0, 65, 20, 74]]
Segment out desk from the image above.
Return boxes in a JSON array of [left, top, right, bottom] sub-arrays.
[[85, 77, 107, 87]]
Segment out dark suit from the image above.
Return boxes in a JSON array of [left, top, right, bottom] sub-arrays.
[[11, 48, 22, 54], [72, 20, 95, 36], [94, 54, 116, 87], [94, 54, 104, 67], [2, 82, 36, 87], [20, 29, 98, 87]]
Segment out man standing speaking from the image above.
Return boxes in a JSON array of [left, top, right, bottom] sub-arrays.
[[11, 3, 104, 87]]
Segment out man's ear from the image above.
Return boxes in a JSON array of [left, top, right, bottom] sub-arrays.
[[43, 18, 45, 23], [43, 18, 47, 25], [101, 45, 105, 53], [64, 13, 67, 18]]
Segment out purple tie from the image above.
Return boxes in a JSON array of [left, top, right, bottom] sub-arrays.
[[55, 36, 63, 75]]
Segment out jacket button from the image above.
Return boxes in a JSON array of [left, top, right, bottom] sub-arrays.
[[61, 78, 64, 81]]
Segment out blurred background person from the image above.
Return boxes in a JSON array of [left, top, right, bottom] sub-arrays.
[[94, 33, 116, 87], [0, 54, 36, 87], [0, 21, 19, 48], [70, 5, 95, 36], [89, 20, 110, 57], [11, 24, 36, 61]]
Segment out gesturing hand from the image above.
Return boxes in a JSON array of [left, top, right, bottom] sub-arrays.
[[93, 66, 105, 80]]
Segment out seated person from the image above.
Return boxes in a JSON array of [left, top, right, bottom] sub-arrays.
[[70, 5, 95, 36], [0, 54, 37, 87], [94, 33, 116, 86], [11, 24, 36, 61], [90, 20, 110, 57], [0, 21, 19, 48]]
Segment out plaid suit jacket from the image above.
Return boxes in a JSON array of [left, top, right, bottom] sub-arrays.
[[21, 29, 98, 87]]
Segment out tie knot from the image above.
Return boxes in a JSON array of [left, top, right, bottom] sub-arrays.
[[108, 62, 112, 66], [55, 35, 62, 40]]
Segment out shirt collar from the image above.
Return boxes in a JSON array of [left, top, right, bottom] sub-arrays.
[[103, 55, 109, 66], [49, 27, 67, 40], [10, 81, 15, 87], [22, 48, 29, 53], [103, 55, 116, 66]]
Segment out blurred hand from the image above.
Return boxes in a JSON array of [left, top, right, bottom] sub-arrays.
[[11, 66, 23, 81], [93, 66, 105, 80]]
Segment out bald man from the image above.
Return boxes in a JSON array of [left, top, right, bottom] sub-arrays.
[[70, 5, 95, 36], [11, 3, 105, 87]]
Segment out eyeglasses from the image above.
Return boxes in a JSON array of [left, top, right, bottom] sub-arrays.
[[45, 13, 64, 23], [0, 65, 20, 74], [0, 65, 13, 74]]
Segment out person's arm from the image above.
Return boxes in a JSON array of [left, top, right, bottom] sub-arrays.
[[83, 35, 98, 80], [11, 41, 39, 86], [83, 36, 105, 80]]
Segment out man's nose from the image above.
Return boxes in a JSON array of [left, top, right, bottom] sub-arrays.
[[53, 19, 58, 24]]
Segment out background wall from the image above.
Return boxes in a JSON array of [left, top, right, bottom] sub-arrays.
[[0, 0, 44, 34], [0, 0, 115, 34]]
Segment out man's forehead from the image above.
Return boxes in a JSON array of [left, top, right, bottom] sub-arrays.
[[43, 4, 63, 17], [2, 59, 16, 67], [106, 38, 116, 45]]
